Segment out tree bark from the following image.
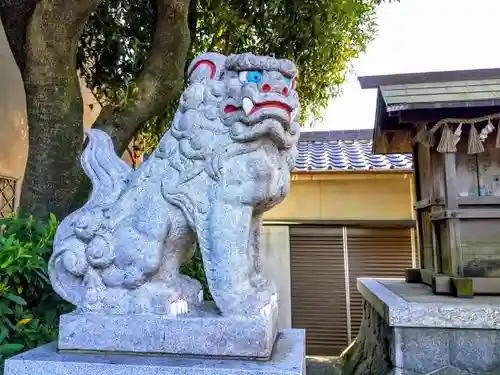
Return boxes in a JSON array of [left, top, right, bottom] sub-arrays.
[[18, 0, 103, 219], [1, 0, 191, 220], [93, 0, 191, 155], [341, 302, 392, 375]]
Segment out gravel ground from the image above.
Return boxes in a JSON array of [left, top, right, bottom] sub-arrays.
[[306, 356, 342, 375]]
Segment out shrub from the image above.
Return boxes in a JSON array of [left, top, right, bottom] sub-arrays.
[[0, 214, 70, 372], [180, 244, 212, 301], [0, 213, 210, 372]]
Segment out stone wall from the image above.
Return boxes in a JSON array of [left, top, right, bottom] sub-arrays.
[[347, 278, 500, 374], [261, 225, 292, 331]]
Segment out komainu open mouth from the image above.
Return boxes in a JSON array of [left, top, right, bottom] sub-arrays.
[[224, 97, 297, 125]]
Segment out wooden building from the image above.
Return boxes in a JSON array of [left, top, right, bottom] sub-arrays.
[[262, 129, 416, 356], [359, 68, 500, 297]]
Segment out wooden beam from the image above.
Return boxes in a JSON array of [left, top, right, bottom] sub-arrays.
[[431, 209, 500, 220], [414, 197, 444, 210], [406, 269, 500, 297], [291, 171, 412, 181], [358, 68, 500, 89], [416, 196, 500, 209], [399, 106, 500, 123], [263, 219, 416, 228]]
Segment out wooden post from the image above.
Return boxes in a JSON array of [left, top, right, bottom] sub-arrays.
[[442, 152, 463, 277]]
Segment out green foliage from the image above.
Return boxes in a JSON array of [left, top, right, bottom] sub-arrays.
[[0, 213, 212, 372], [78, 0, 155, 104], [78, 0, 388, 151], [192, 0, 378, 120], [180, 244, 213, 301], [0, 215, 70, 372]]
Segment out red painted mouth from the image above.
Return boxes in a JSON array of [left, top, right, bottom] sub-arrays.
[[224, 101, 292, 115]]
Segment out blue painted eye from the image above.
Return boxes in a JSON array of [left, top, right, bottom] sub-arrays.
[[246, 71, 262, 84], [284, 77, 291, 87]]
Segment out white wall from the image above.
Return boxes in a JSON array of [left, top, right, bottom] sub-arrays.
[[261, 225, 291, 331], [0, 20, 28, 179]]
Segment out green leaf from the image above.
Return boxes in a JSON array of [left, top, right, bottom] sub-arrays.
[[0, 343, 24, 356], [3, 293, 27, 306]]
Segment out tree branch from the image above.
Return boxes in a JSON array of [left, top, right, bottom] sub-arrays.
[[93, 0, 191, 154], [0, 0, 40, 73]]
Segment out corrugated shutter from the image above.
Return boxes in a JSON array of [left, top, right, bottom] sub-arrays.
[[347, 227, 413, 341], [289, 226, 348, 356]]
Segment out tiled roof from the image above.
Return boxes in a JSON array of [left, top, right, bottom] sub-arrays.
[[295, 129, 413, 171]]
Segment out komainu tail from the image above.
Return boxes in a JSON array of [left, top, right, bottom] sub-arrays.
[[49, 129, 132, 306], [81, 129, 133, 210]]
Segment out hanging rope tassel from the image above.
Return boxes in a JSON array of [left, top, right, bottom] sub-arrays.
[[453, 123, 463, 148], [479, 119, 495, 145], [496, 121, 500, 148], [468, 124, 485, 154], [437, 123, 456, 152]]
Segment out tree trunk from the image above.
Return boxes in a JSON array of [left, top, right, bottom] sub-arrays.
[[341, 302, 392, 375], [1, 0, 191, 220], [18, 0, 102, 219]]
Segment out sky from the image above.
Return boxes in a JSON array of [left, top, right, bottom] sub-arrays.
[[309, 0, 500, 131]]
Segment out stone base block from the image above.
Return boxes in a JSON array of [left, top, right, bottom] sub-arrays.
[[351, 278, 500, 375], [58, 302, 278, 359], [5, 329, 305, 375]]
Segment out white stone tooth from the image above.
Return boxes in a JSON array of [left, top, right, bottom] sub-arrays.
[[198, 290, 204, 303], [242, 97, 254, 116], [291, 108, 298, 121], [181, 300, 188, 314]]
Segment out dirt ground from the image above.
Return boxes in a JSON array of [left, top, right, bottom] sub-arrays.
[[306, 356, 342, 375]]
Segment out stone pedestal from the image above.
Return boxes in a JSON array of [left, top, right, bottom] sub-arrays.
[[344, 278, 500, 375], [5, 329, 305, 375], [58, 302, 278, 359]]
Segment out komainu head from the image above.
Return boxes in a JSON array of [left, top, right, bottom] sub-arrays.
[[173, 52, 300, 154]]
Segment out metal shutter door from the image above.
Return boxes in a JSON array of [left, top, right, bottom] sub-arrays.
[[347, 227, 413, 341], [290, 226, 348, 356]]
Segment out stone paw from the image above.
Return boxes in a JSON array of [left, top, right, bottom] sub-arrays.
[[260, 293, 278, 318], [170, 299, 189, 317], [218, 286, 276, 317]]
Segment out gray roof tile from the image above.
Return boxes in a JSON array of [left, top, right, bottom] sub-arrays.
[[295, 129, 413, 171]]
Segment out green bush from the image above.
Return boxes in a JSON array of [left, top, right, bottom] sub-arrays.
[[180, 244, 212, 301], [0, 214, 70, 372], [0, 213, 210, 372]]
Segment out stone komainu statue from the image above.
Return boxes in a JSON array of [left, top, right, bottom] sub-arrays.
[[49, 52, 300, 318]]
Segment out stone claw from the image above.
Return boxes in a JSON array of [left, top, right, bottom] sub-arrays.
[[170, 299, 189, 317]]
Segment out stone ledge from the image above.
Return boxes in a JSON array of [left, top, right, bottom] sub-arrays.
[[58, 302, 278, 359], [358, 277, 500, 329], [5, 329, 305, 375]]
